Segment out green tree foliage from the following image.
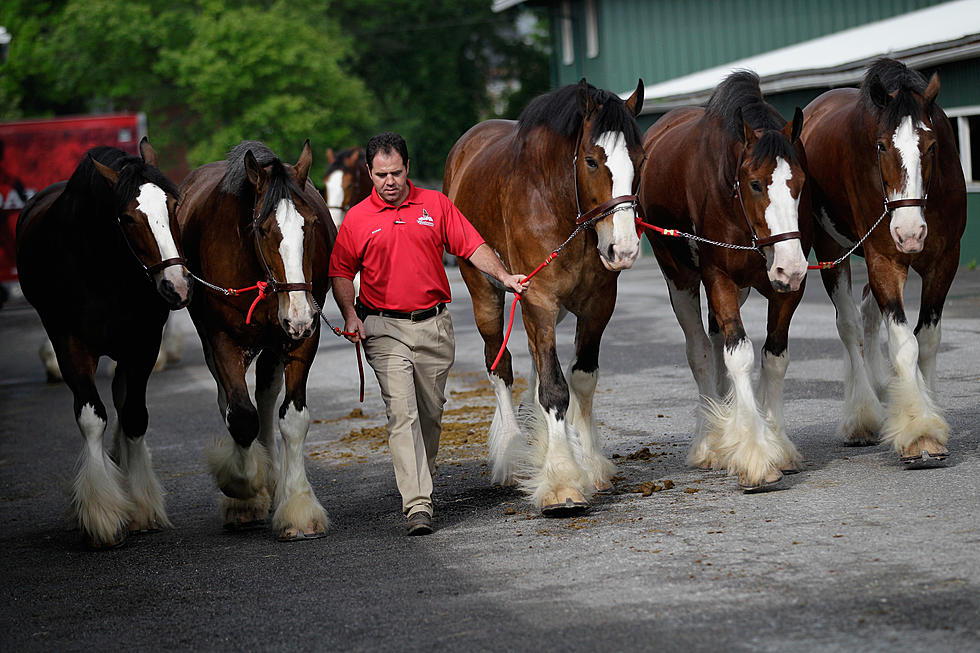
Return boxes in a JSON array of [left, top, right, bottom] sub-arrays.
[[1, 0, 376, 182], [0, 0, 548, 183], [326, 0, 550, 181]]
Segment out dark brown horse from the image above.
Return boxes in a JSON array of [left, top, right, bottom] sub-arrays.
[[16, 139, 192, 548], [801, 58, 966, 466], [323, 146, 371, 228], [638, 71, 810, 492], [444, 79, 645, 514], [178, 140, 336, 540]]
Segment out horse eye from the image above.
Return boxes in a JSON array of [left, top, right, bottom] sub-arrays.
[[585, 157, 598, 170], [750, 180, 763, 193], [877, 142, 887, 153], [119, 214, 137, 226]]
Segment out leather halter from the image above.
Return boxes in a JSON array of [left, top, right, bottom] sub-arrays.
[[251, 203, 314, 295], [731, 147, 801, 254], [877, 145, 930, 213], [115, 215, 187, 278], [571, 125, 641, 228]]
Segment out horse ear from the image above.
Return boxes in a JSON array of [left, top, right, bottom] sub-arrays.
[[734, 109, 756, 145], [783, 107, 804, 143], [343, 149, 360, 168], [244, 149, 265, 188], [91, 156, 119, 187], [923, 72, 940, 107], [624, 78, 644, 118], [868, 75, 890, 109], [294, 139, 313, 186], [325, 147, 336, 166], [138, 137, 158, 167], [577, 78, 597, 118]]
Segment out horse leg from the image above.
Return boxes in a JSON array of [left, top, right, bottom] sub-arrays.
[[460, 258, 521, 486], [272, 339, 328, 541], [110, 349, 171, 534], [660, 273, 718, 469], [53, 335, 131, 548], [519, 300, 591, 515], [706, 288, 747, 400], [755, 291, 804, 472], [819, 257, 884, 444], [203, 334, 271, 529], [255, 349, 283, 489], [914, 249, 958, 394], [866, 254, 949, 465], [566, 292, 618, 492], [702, 277, 785, 491], [861, 286, 891, 399]]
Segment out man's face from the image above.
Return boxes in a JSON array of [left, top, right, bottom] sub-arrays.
[[369, 149, 410, 206]]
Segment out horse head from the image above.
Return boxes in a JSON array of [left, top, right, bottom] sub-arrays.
[[323, 146, 369, 228], [574, 78, 646, 271], [735, 107, 809, 293], [91, 138, 192, 309], [866, 71, 940, 254], [243, 140, 319, 340]]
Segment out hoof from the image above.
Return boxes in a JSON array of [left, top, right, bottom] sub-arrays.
[[541, 488, 589, 517], [86, 527, 127, 550], [278, 522, 327, 542], [223, 516, 268, 531], [739, 469, 785, 494], [128, 520, 164, 535], [594, 480, 613, 494], [901, 438, 948, 469]]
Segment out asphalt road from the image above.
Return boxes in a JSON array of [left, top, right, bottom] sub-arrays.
[[1, 256, 978, 652]]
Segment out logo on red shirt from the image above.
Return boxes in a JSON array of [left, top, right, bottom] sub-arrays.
[[417, 208, 434, 227]]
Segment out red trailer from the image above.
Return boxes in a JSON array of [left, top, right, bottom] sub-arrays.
[[0, 113, 147, 285]]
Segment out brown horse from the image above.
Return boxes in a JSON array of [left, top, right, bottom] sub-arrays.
[[323, 146, 371, 228], [16, 139, 192, 547], [444, 79, 645, 514], [801, 58, 966, 466], [638, 71, 810, 492], [178, 140, 337, 540]]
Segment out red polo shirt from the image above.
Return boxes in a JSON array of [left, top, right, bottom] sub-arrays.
[[329, 181, 485, 311]]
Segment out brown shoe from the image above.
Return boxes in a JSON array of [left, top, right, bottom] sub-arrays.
[[406, 511, 433, 536]]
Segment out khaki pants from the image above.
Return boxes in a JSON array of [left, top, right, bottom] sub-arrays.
[[362, 308, 455, 516]]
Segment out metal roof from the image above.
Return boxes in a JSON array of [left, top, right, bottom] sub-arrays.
[[631, 0, 980, 113], [491, 0, 528, 12]]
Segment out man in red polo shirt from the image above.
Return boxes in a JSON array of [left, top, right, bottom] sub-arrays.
[[329, 132, 527, 535]]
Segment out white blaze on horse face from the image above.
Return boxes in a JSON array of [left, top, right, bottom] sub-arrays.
[[888, 117, 929, 253], [764, 157, 806, 292], [325, 170, 345, 228], [275, 198, 315, 337], [137, 183, 190, 300], [593, 131, 640, 271]]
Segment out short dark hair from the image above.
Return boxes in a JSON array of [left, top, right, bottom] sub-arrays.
[[366, 132, 409, 169]]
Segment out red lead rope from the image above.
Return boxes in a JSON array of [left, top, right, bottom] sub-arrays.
[[490, 252, 558, 371]]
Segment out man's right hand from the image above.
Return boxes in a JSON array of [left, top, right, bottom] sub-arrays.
[[343, 316, 366, 343]]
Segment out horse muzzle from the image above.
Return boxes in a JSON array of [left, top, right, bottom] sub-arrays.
[[155, 266, 193, 309], [766, 241, 807, 293], [892, 223, 927, 254], [279, 292, 317, 340]]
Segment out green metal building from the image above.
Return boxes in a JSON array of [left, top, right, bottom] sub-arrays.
[[493, 0, 980, 262]]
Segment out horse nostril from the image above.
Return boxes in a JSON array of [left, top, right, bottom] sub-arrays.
[[607, 244, 616, 260]]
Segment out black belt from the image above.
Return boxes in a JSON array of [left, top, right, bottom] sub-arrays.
[[358, 302, 446, 322]]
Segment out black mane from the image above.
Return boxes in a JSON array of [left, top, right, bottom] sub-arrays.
[[517, 82, 642, 147], [860, 58, 935, 131], [221, 141, 304, 223], [706, 70, 797, 165], [66, 146, 179, 214]]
